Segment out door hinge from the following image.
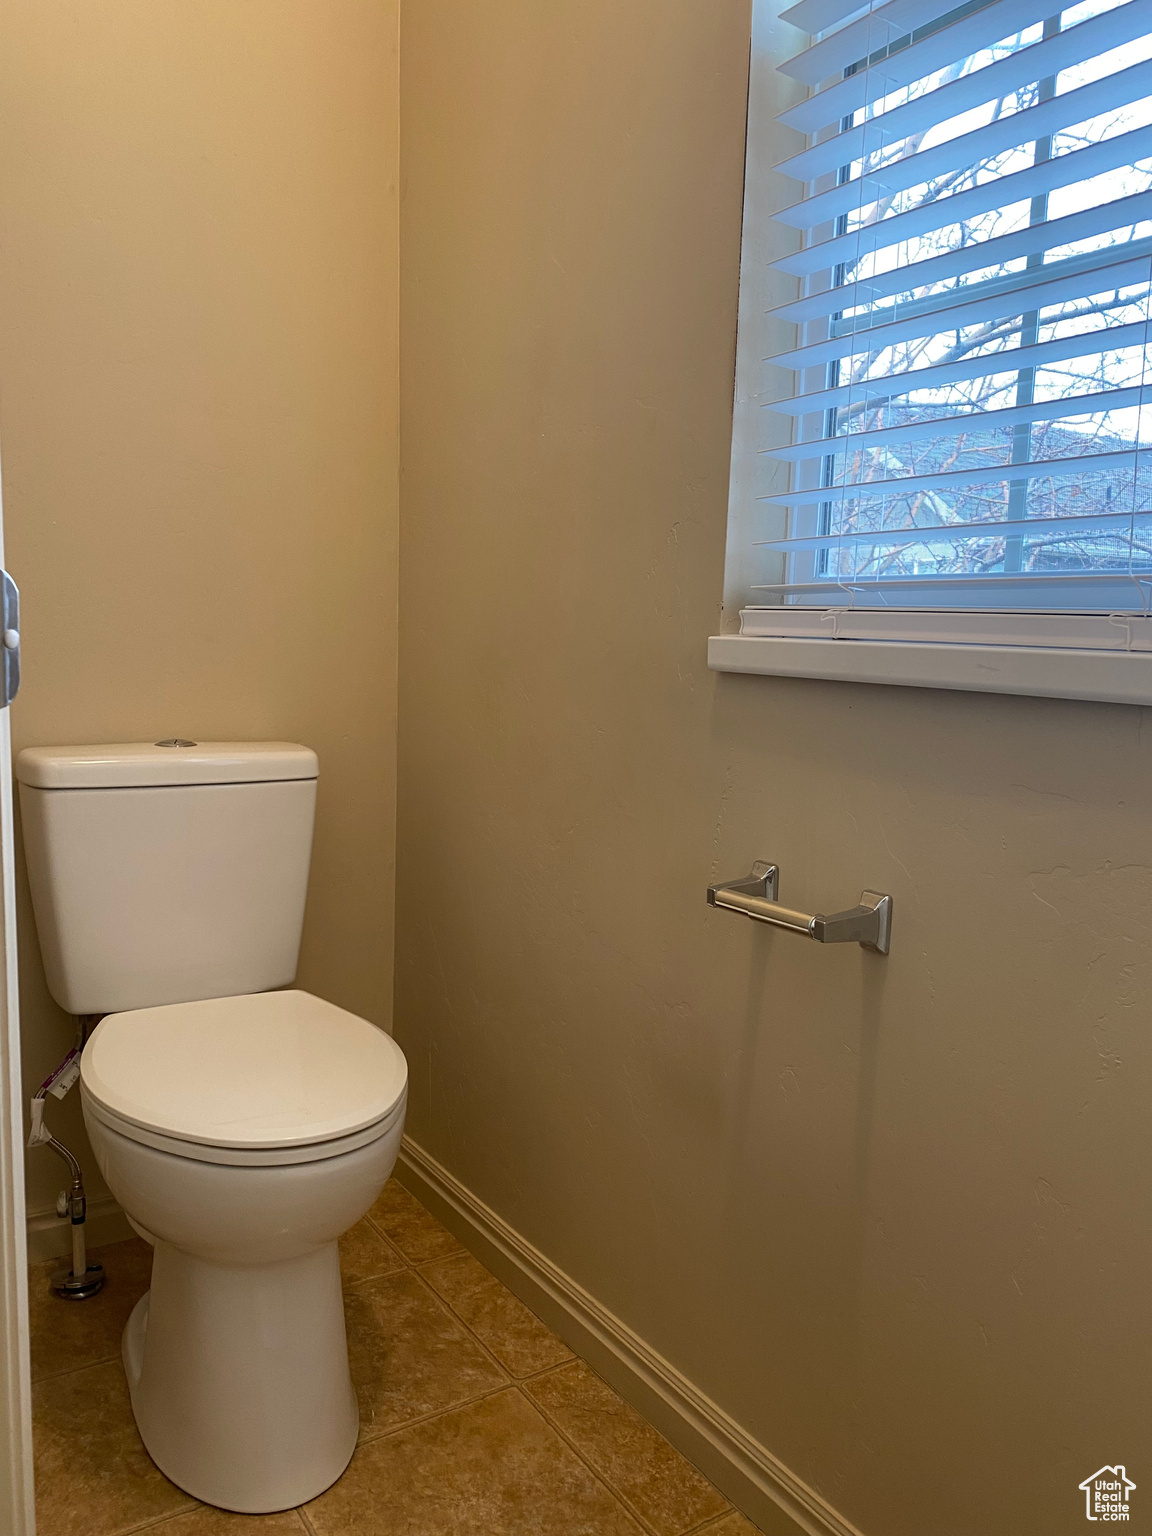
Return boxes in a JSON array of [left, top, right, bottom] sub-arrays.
[[1, 571, 20, 705]]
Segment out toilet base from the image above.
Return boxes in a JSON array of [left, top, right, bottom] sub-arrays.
[[123, 1238, 358, 1512]]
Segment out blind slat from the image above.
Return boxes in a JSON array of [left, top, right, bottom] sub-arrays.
[[771, 253, 1151, 375], [780, 0, 987, 86], [774, 59, 1152, 233], [769, 385, 1152, 465], [764, 319, 1152, 417], [752, 572, 1152, 592], [777, 0, 1056, 136], [759, 448, 1152, 509], [779, 0, 871, 38], [756, 509, 1152, 551], [772, 123, 1152, 278], [770, 192, 1152, 328], [775, 0, 1147, 185]]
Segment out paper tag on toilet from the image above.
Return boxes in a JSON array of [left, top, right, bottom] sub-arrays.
[[47, 1058, 80, 1100]]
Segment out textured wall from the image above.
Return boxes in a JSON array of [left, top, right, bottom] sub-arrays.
[[0, 0, 399, 1220], [396, 3, 1152, 1533]]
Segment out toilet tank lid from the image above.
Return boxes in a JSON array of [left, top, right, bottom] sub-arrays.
[[15, 741, 319, 789]]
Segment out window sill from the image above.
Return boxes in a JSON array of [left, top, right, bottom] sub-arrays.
[[707, 633, 1152, 707]]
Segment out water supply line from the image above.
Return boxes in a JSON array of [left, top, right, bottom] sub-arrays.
[[28, 1015, 105, 1299]]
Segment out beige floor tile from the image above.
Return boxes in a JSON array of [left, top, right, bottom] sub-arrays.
[[304, 1386, 645, 1536], [421, 1252, 573, 1378], [525, 1362, 729, 1536], [33, 1358, 194, 1536], [28, 1237, 153, 1382], [145, 1508, 308, 1533], [345, 1267, 506, 1439], [368, 1178, 463, 1264], [338, 1217, 405, 1287]]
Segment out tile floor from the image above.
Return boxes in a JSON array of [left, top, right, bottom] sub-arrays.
[[29, 1178, 761, 1536]]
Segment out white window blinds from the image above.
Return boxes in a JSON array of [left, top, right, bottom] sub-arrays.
[[732, 0, 1152, 639]]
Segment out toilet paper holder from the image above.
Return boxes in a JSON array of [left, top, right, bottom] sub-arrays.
[[707, 861, 892, 955]]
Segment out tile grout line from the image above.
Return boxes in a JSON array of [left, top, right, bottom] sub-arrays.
[[516, 1382, 674, 1536], [354, 1378, 517, 1449], [346, 1201, 526, 1457], [378, 1204, 599, 1389], [296, 1504, 320, 1534], [341, 1248, 520, 1448], [367, 1195, 736, 1536], [351, 1368, 676, 1536], [406, 1264, 518, 1384], [345, 1252, 577, 1451], [107, 1496, 318, 1536], [351, 1382, 513, 1449], [363, 1207, 464, 1269], [31, 1348, 124, 1386], [519, 1363, 735, 1536], [407, 1251, 578, 1387], [362, 1211, 417, 1263], [498, 1355, 574, 1386], [341, 1263, 407, 1293], [683, 1513, 741, 1535], [104, 1497, 200, 1536], [407, 1261, 598, 1393], [366, 1197, 728, 1536], [31, 1352, 134, 1389]]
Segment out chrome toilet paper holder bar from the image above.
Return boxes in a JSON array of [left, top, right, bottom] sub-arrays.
[[707, 861, 893, 955]]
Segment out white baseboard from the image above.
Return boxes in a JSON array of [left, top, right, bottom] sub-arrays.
[[396, 1137, 863, 1536], [25, 1195, 133, 1265]]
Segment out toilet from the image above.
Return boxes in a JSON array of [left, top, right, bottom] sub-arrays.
[[15, 740, 408, 1514]]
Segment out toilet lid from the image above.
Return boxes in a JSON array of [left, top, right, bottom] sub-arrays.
[[81, 990, 408, 1150]]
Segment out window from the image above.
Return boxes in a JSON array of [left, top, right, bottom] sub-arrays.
[[714, 0, 1152, 702]]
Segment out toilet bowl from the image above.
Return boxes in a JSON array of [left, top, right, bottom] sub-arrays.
[[81, 988, 408, 1512]]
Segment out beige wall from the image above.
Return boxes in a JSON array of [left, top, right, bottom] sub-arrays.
[[0, 0, 399, 1219], [1, 1, 1145, 1528], [397, 4, 1152, 1534]]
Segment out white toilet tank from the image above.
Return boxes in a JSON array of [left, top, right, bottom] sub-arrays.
[[15, 741, 319, 1016]]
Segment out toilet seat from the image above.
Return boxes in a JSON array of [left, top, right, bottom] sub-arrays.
[[81, 989, 408, 1168], [82, 1092, 406, 1167]]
